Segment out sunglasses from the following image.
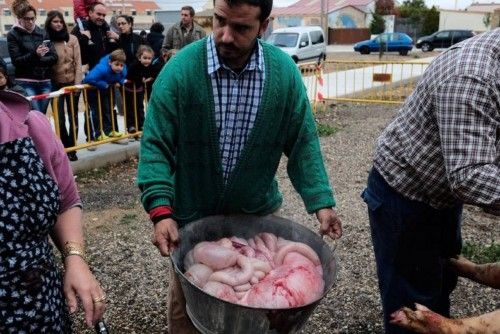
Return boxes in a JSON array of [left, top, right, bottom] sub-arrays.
[[22, 16, 36, 21]]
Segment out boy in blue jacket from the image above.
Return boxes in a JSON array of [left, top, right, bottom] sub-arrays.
[[83, 49, 127, 140]]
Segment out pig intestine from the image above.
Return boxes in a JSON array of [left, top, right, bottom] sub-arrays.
[[184, 233, 325, 309]]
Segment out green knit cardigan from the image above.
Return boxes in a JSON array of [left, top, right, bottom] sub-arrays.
[[137, 38, 336, 226]]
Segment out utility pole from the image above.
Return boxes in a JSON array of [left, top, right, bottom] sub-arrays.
[[320, 0, 328, 42]]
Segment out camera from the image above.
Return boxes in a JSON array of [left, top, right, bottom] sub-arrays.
[[42, 39, 51, 47]]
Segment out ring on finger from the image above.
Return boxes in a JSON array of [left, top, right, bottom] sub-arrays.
[[92, 295, 106, 304]]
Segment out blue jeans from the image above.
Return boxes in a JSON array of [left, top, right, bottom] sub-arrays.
[[361, 168, 462, 334], [16, 80, 52, 114], [86, 88, 119, 140]]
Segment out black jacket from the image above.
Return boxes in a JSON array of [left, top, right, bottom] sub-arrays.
[[125, 59, 162, 89], [117, 32, 146, 66], [71, 19, 116, 70], [146, 31, 164, 59], [7, 25, 58, 80]]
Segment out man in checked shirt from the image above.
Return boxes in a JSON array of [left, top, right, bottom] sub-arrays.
[[137, 0, 342, 332], [362, 28, 499, 334]]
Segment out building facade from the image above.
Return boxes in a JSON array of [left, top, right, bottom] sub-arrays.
[[0, 0, 159, 36]]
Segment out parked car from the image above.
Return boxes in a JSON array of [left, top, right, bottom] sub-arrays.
[[0, 37, 14, 77], [416, 29, 475, 52], [353, 32, 413, 55], [266, 26, 326, 63]]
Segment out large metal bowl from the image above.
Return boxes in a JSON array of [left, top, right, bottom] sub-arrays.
[[170, 214, 338, 334]]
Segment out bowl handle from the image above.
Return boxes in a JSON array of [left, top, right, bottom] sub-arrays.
[[322, 235, 338, 253]]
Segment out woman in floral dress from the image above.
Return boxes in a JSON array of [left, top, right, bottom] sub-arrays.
[[0, 90, 105, 332]]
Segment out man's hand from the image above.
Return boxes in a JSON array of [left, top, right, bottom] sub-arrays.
[[106, 31, 119, 41], [81, 30, 91, 40], [152, 218, 179, 256], [316, 208, 342, 240]]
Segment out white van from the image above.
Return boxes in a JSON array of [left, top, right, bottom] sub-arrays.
[[266, 26, 327, 63]]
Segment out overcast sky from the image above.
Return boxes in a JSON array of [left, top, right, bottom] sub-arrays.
[[272, 0, 477, 9], [160, 0, 486, 11]]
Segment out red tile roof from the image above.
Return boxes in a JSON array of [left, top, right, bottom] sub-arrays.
[[1, 0, 159, 14], [272, 0, 373, 16]]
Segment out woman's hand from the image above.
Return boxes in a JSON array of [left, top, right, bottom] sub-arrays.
[[36, 44, 49, 57], [143, 77, 153, 83], [63, 256, 106, 327], [106, 31, 119, 40]]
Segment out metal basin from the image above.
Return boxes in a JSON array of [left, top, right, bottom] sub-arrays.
[[170, 214, 339, 334]]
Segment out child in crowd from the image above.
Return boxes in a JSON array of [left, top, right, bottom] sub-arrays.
[[82, 49, 127, 140], [0, 66, 25, 95], [73, 0, 111, 48], [124, 45, 161, 134]]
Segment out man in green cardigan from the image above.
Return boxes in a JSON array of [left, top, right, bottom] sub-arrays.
[[137, 0, 342, 332]]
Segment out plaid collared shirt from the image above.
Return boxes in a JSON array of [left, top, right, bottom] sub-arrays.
[[207, 35, 265, 183], [374, 29, 500, 210]]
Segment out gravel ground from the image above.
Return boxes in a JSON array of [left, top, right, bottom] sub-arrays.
[[73, 102, 499, 333]]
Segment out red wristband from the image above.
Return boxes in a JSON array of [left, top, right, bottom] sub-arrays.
[[149, 206, 173, 224]]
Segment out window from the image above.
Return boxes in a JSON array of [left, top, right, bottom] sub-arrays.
[[267, 32, 298, 48], [310, 31, 324, 45], [131, 10, 136, 15], [299, 33, 309, 47], [146, 10, 152, 15], [0, 40, 8, 58], [377, 34, 389, 43], [3, 9, 11, 16], [64, 11, 69, 16], [39, 9, 46, 16], [4, 24, 12, 32], [435, 31, 450, 38]]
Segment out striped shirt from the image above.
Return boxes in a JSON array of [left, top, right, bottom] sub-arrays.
[[374, 28, 500, 210], [207, 35, 265, 183]]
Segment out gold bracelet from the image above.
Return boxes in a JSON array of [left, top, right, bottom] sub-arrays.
[[63, 241, 87, 263]]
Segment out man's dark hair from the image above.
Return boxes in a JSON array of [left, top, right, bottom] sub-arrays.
[[213, 0, 272, 22], [150, 22, 165, 33], [89, 1, 106, 12], [181, 6, 195, 17]]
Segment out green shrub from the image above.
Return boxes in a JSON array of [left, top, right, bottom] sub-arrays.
[[317, 123, 339, 137], [461, 241, 500, 264]]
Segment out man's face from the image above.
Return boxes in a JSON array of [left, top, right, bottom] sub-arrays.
[[180, 10, 193, 26], [110, 60, 124, 73], [213, 0, 268, 70], [89, 4, 107, 26]]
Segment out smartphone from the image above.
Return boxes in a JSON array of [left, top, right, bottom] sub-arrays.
[[42, 39, 51, 47]]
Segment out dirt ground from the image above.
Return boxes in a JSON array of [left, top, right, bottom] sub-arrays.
[[70, 102, 499, 333]]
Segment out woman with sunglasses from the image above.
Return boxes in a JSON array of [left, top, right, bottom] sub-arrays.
[[7, 0, 58, 114], [115, 15, 147, 67]]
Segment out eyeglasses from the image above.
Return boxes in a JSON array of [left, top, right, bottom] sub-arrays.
[[22, 16, 36, 21], [116, 22, 128, 26]]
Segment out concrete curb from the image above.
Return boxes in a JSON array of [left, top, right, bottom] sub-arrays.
[[70, 141, 140, 174]]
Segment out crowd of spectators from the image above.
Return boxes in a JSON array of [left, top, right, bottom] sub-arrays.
[[1, 1, 203, 155]]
